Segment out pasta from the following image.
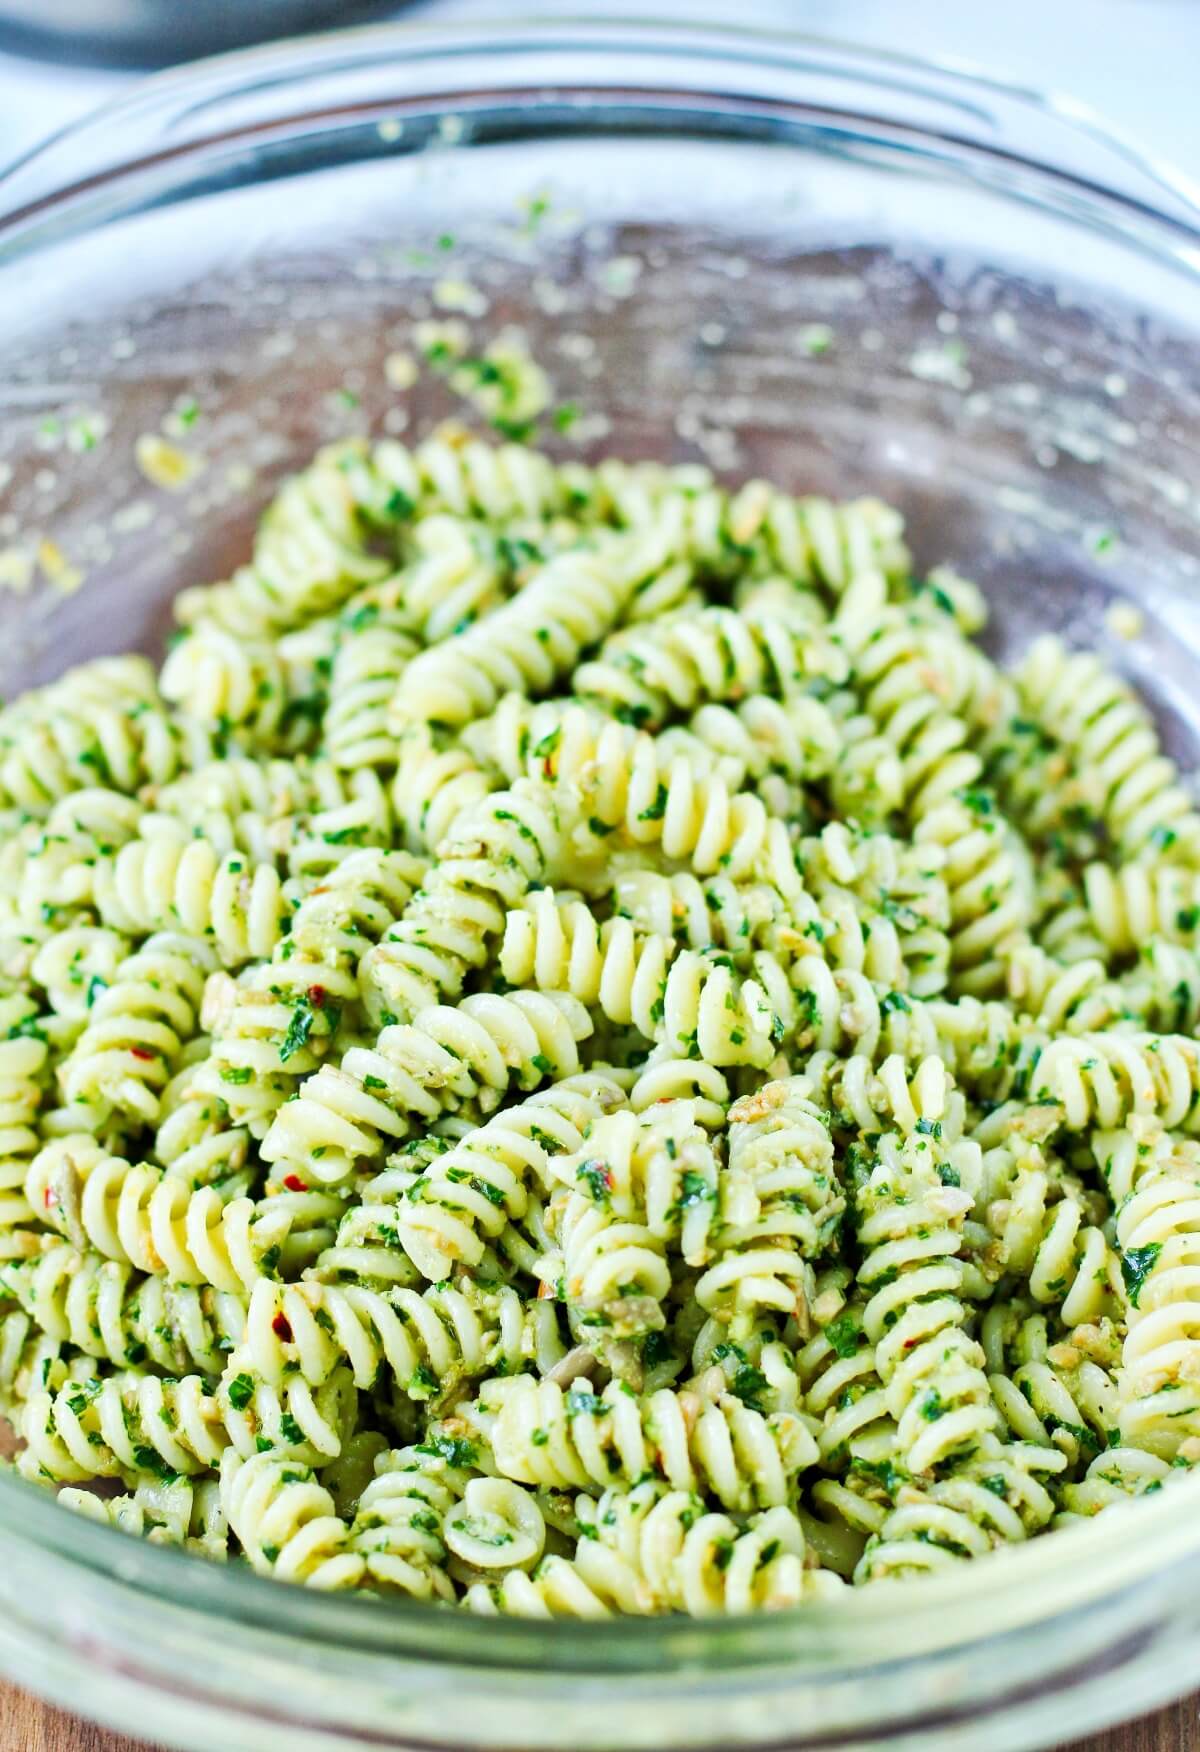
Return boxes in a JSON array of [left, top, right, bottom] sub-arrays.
[[6, 424, 1197, 1622]]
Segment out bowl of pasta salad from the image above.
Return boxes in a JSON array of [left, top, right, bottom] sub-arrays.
[[0, 19, 1198, 1752]]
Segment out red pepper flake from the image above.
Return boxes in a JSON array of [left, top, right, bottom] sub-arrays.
[[43, 1187, 58, 1209], [307, 985, 328, 1010], [283, 1173, 307, 1193], [271, 1311, 293, 1342], [130, 1045, 156, 1061]]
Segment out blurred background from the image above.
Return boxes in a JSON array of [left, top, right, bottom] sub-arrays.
[[2, 0, 1199, 182]]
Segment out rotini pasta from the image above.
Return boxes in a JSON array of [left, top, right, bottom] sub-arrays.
[[1018, 635, 1200, 865], [4, 425, 1195, 1622], [499, 890, 788, 1068], [0, 655, 201, 816], [464, 1373, 818, 1512]]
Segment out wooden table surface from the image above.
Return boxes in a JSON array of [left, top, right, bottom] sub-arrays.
[[1, 1680, 1194, 1751]]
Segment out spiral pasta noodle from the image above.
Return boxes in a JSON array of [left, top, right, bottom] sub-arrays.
[[0, 1033, 51, 1264], [59, 1474, 229, 1559], [0, 655, 199, 816], [24, 1134, 289, 1295], [1, 1240, 246, 1377], [851, 1129, 996, 1475], [1018, 635, 1200, 865], [981, 1144, 1118, 1329], [499, 890, 787, 1068], [692, 1079, 841, 1343], [536, 1101, 721, 1356], [261, 989, 593, 1185], [91, 839, 289, 968], [470, 1481, 839, 1617], [392, 531, 684, 732], [194, 847, 426, 1135], [574, 603, 848, 732], [359, 779, 564, 1024], [838, 607, 984, 819], [55, 931, 215, 1130], [391, 1074, 624, 1281], [1095, 1121, 1200, 1453], [466, 1373, 818, 1512]]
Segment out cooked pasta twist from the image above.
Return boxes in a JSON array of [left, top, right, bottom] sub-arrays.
[[0, 1033, 50, 1263], [818, 688, 906, 825], [392, 729, 497, 854], [703, 1079, 843, 1313], [469, 690, 729, 794], [356, 511, 512, 645], [466, 695, 797, 887], [1018, 635, 1200, 864], [795, 1292, 892, 1470], [173, 447, 391, 640], [360, 780, 564, 1024], [1027, 1032, 1200, 1133], [1005, 940, 1200, 1037], [499, 891, 787, 1068], [839, 608, 984, 818], [391, 1074, 624, 1281], [24, 1134, 289, 1294], [323, 610, 421, 770], [29, 925, 128, 1022], [983, 1311, 1120, 1471], [220, 1450, 363, 1589], [59, 1475, 229, 1560], [800, 1050, 962, 1138], [981, 1144, 1118, 1328], [0, 655, 197, 815], [328, 434, 588, 533], [1054, 861, 1200, 960], [470, 1481, 839, 1617], [56, 931, 214, 1129], [19, 1361, 357, 1489], [574, 605, 846, 731], [0, 788, 145, 925], [1055, 1446, 1175, 1519], [160, 622, 302, 751], [587, 467, 909, 599], [467, 1373, 818, 1512], [611, 869, 811, 968], [915, 794, 1035, 996], [787, 962, 939, 1066], [153, 1059, 253, 1185], [1098, 1121, 1200, 1453], [685, 693, 841, 803], [261, 990, 592, 1185], [91, 839, 288, 968], [240, 1275, 524, 1403], [195, 848, 426, 1134], [392, 532, 681, 732], [851, 1129, 995, 1475], [854, 1449, 1063, 1582], [799, 823, 952, 998], [346, 1442, 471, 1598], [153, 753, 361, 843], [1, 1240, 245, 1376], [538, 1102, 720, 1356]]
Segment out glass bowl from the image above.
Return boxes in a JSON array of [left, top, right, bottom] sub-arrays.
[[1, 20, 1199, 1751]]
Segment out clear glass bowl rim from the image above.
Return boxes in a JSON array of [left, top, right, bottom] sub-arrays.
[[0, 13, 1198, 1677]]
